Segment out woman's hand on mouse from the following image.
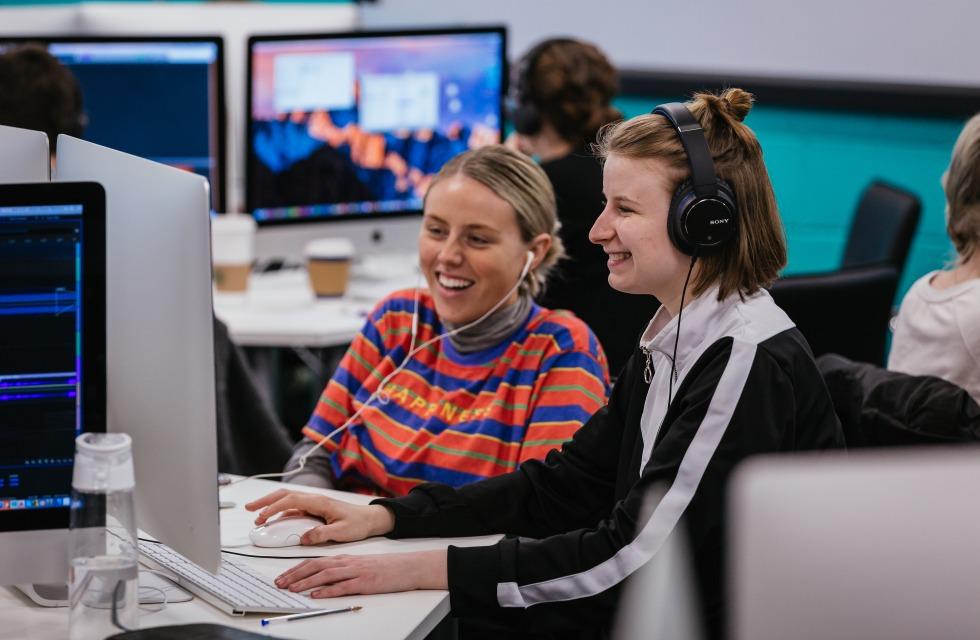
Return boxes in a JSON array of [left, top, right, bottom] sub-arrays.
[[245, 489, 395, 544], [274, 550, 448, 597]]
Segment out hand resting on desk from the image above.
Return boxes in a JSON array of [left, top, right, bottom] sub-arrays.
[[273, 550, 448, 597], [246, 488, 395, 545], [245, 489, 449, 597]]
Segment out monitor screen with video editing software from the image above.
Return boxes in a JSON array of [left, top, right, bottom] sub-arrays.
[[0, 183, 105, 537], [247, 27, 505, 224], [0, 37, 226, 212]]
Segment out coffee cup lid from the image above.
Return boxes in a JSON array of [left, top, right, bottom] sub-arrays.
[[212, 213, 256, 235], [305, 237, 354, 259]]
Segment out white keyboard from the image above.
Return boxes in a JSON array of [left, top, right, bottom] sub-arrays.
[[139, 539, 315, 616]]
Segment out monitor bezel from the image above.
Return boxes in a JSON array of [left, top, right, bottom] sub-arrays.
[[245, 24, 507, 227], [0, 35, 227, 213], [0, 181, 107, 533]]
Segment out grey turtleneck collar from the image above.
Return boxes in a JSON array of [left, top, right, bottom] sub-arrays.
[[443, 294, 533, 354]]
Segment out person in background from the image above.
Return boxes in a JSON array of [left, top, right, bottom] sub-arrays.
[[508, 37, 660, 376], [0, 43, 85, 159], [249, 89, 845, 639], [284, 144, 610, 497], [888, 112, 980, 403]]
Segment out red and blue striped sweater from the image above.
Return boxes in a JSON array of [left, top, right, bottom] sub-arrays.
[[303, 289, 610, 497]]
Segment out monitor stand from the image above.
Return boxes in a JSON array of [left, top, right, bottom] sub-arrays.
[[15, 583, 67, 607], [15, 572, 191, 607]]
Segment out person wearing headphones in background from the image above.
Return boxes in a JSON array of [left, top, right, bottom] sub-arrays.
[[249, 89, 844, 639], [283, 144, 610, 497], [0, 43, 85, 161], [888, 112, 980, 404], [508, 37, 660, 376]]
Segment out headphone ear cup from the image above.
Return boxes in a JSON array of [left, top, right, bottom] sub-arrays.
[[667, 178, 739, 257], [667, 179, 698, 256], [715, 178, 738, 216], [511, 102, 542, 136]]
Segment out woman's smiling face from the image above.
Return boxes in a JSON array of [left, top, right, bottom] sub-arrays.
[[588, 154, 692, 307], [419, 173, 538, 325]]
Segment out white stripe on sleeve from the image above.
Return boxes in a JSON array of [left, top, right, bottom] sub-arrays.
[[496, 339, 758, 608]]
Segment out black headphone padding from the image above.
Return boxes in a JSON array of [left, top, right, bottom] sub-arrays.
[[653, 102, 738, 256]]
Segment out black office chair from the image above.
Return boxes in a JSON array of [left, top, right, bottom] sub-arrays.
[[769, 180, 921, 365], [770, 265, 899, 366], [841, 180, 922, 270]]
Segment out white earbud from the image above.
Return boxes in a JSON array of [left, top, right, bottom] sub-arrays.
[[522, 250, 535, 278]]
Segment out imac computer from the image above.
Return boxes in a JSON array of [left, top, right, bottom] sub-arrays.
[[246, 26, 506, 261], [0, 36, 226, 212], [0, 125, 50, 183], [0, 182, 106, 596], [730, 449, 980, 640], [55, 136, 221, 574]]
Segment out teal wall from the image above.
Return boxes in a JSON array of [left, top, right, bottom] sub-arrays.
[[616, 96, 964, 300]]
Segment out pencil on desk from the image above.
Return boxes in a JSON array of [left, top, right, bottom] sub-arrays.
[[261, 605, 362, 626]]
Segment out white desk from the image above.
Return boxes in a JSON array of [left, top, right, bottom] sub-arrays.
[[0, 478, 500, 640], [214, 256, 419, 348]]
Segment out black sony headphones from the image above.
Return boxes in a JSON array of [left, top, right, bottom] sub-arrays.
[[652, 102, 738, 257], [508, 38, 577, 136]]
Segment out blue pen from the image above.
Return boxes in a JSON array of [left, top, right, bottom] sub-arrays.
[[261, 604, 362, 626]]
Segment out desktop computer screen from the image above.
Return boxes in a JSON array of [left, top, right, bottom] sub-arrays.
[[0, 36, 226, 212], [0, 181, 105, 586], [246, 27, 505, 224]]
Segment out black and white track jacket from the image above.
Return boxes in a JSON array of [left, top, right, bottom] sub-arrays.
[[374, 287, 845, 636]]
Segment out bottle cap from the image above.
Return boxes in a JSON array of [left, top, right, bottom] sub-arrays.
[[73, 433, 135, 492]]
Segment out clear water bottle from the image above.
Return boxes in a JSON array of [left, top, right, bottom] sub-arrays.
[[68, 433, 140, 639]]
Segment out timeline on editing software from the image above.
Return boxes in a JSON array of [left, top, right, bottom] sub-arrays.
[[0, 208, 83, 511]]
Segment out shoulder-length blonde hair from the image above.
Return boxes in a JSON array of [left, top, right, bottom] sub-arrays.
[[593, 88, 786, 300], [945, 112, 980, 264], [425, 145, 565, 296]]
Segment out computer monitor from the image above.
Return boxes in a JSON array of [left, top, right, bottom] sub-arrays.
[[0, 181, 106, 588], [730, 449, 980, 640], [55, 135, 220, 574], [0, 36, 226, 212], [0, 125, 50, 183], [246, 26, 506, 259]]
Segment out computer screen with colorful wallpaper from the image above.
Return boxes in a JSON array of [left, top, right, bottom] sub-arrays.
[[247, 27, 505, 224]]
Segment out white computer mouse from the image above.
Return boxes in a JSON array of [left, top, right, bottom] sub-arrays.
[[249, 515, 324, 548]]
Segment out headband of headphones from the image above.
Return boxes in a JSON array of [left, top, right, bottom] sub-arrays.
[[651, 103, 720, 198]]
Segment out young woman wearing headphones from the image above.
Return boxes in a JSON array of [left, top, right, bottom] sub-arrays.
[[281, 144, 610, 497], [250, 90, 845, 638]]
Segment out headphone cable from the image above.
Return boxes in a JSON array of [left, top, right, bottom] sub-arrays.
[[669, 252, 698, 407]]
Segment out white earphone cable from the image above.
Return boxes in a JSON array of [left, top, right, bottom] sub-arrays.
[[229, 251, 536, 486]]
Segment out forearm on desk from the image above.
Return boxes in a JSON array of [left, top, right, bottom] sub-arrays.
[[284, 437, 334, 489]]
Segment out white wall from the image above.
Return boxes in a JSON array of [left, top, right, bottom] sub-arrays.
[[361, 0, 980, 87], [0, 3, 359, 212]]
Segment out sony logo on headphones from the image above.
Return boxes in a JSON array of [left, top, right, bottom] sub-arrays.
[[709, 218, 730, 225]]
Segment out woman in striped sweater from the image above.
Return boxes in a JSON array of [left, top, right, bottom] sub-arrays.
[[283, 145, 610, 497]]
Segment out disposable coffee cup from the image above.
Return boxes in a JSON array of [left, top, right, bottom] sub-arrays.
[[211, 214, 256, 292], [305, 237, 354, 298]]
